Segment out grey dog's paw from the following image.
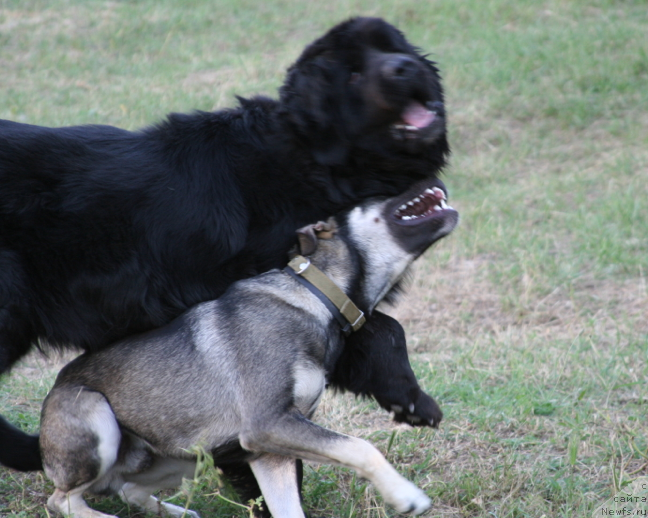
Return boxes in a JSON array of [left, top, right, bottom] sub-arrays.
[[388, 480, 432, 515], [391, 390, 443, 428]]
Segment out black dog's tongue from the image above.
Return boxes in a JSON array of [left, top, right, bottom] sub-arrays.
[[401, 102, 436, 128]]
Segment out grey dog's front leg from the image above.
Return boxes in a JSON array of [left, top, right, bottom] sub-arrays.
[[241, 413, 431, 515], [249, 454, 305, 518]]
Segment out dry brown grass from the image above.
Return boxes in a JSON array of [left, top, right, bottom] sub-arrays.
[[390, 257, 648, 349]]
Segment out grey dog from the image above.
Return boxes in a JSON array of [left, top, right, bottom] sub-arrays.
[[38, 185, 458, 518]]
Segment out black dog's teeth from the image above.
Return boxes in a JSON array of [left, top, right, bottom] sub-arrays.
[[390, 124, 421, 140], [392, 123, 424, 131], [395, 187, 452, 220]]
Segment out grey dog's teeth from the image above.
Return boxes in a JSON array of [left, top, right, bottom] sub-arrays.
[[423, 187, 447, 200], [398, 187, 451, 219], [434, 187, 446, 199]]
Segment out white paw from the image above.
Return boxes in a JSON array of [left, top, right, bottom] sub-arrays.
[[388, 481, 432, 515]]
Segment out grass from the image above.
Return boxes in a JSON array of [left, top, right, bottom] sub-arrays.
[[1, 0, 647, 516]]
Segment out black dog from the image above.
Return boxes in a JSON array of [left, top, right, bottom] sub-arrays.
[[0, 16, 449, 512]]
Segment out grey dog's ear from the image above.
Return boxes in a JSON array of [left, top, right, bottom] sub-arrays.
[[296, 218, 337, 256]]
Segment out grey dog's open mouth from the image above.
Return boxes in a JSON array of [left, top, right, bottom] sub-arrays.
[[390, 101, 441, 140], [393, 186, 453, 224]]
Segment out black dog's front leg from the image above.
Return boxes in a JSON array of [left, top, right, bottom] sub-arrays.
[[329, 311, 443, 427]]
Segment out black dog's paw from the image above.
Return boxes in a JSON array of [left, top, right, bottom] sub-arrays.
[[391, 390, 443, 428]]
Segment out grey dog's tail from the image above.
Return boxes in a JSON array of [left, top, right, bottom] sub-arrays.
[[0, 415, 42, 471]]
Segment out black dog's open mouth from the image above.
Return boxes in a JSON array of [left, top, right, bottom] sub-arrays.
[[390, 101, 444, 141], [392, 185, 454, 225]]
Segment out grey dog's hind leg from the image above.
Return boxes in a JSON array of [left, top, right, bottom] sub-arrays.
[[48, 486, 118, 518], [240, 412, 431, 515], [41, 387, 122, 518], [120, 482, 199, 518], [119, 456, 200, 518], [249, 454, 305, 518], [42, 388, 200, 518]]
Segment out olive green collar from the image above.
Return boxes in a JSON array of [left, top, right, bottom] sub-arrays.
[[284, 255, 366, 335]]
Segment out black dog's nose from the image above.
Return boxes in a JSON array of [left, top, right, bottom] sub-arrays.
[[381, 55, 420, 80]]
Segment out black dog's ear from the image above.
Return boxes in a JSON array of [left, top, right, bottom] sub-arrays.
[[280, 57, 357, 166], [296, 219, 337, 256], [312, 129, 350, 166]]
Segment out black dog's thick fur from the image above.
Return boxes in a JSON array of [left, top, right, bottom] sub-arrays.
[[0, 17, 448, 508]]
